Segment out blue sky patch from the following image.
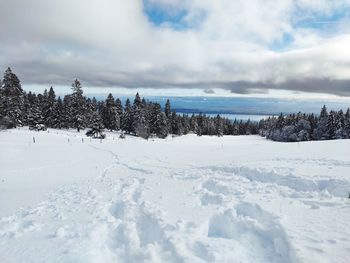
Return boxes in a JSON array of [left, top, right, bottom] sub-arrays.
[[270, 33, 295, 51], [293, 8, 349, 33], [143, 1, 189, 30]]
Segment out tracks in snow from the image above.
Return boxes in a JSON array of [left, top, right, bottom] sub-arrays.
[[3, 143, 346, 262]]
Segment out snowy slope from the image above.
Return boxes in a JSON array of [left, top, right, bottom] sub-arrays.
[[0, 128, 349, 263]]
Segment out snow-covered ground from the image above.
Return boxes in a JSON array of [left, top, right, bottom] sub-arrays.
[[0, 128, 349, 263]]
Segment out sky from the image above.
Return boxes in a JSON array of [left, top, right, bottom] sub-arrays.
[[1, 0, 350, 98]]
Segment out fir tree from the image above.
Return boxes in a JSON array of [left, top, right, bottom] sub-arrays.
[[42, 87, 56, 127], [102, 93, 118, 130], [345, 108, 350, 138], [51, 96, 64, 128], [27, 95, 44, 129], [131, 93, 149, 137], [0, 67, 24, 127], [122, 98, 132, 133], [150, 103, 168, 138], [313, 105, 328, 140], [70, 79, 87, 131], [86, 112, 105, 139], [165, 99, 171, 118]]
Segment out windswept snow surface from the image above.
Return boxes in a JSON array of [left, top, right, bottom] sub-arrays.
[[0, 128, 349, 263]]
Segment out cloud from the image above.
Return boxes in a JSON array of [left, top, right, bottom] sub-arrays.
[[0, 0, 350, 96]]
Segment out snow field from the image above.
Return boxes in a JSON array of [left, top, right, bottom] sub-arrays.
[[0, 128, 350, 262]]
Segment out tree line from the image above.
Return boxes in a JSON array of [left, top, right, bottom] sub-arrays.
[[1, 67, 349, 141], [0, 67, 259, 138], [259, 105, 350, 142]]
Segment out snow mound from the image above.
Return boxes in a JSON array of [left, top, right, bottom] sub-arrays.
[[208, 202, 296, 263], [204, 166, 350, 197]]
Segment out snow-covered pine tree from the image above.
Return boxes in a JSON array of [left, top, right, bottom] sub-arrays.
[[214, 115, 224, 136], [121, 98, 132, 133], [182, 115, 190, 134], [115, 98, 123, 130], [62, 95, 73, 129], [174, 114, 185, 135], [86, 111, 105, 139], [131, 94, 149, 138], [171, 111, 180, 135], [115, 98, 123, 116], [86, 97, 100, 128], [164, 99, 172, 134], [101, 93, 118, 131], [70, 79, 87, 132], [0, 67, 24, 127], [150, 103, 168, 138], [51, 96, 64, 129], [334, 110, 347, 139], [134, 92, 142, 108], [42, 87, 56, 127], [295, 119, 311, 141], [27, 95, 44, 130], [345, 108, 350, 138], [326, 110, 337, 140], [165, 99, 171, 118], [22, 91, 32, 126], [313, 105, 328, 140]]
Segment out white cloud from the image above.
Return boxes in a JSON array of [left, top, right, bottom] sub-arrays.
[[0, 0, 350, 96]]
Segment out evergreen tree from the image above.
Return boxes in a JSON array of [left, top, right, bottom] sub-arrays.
[[28, 102, 43, 129], [26, 94, 44, 129], [115, 98, 123, 116], [0, 67, 24, 127], [122, 98, 132, 133], [86, 111, 105, 139], [115, 98, 123, 130], [101, 93, 118, 130], [51, 96, 64, 128], [313, 105, 328, 140], [62, 95, 73, 129], [334, 110, 347, 139], [131, 93, 149, 138], [70, 79, 87, 131], [345, 108, 350, 138], [42, 87, 56, 127], [326, 111, 337, 139], [150, 103, 168, 138], [134, 92, 142, 108], [165, 99, 171, 118], [165, 99, 172, 133]]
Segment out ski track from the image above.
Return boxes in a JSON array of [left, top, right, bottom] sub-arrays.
[[0, 142, 349, 262]]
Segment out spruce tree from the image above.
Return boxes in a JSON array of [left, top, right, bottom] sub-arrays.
[[150, 103, 168, 138], [27, 95, 44, 129], [122, 99, 132, 133], [345, 108, 350, 138], [51, 96, 64, 128], [102, 93, 118, 130], [165, 99, 171, 118], [0, 67, 24, 127], [86, 111, 105, 139], [115, 98, 123, 130], [42, 87, 56, 127], [313, 105, 328, 140], [131, 93, 149, 137], [70, 79, 87, 131]]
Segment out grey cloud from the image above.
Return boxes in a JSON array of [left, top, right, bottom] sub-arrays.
[[210, 79, 350, 96], [1, 0, 350, 97]]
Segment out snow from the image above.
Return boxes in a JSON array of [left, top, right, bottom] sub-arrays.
[[0, 128, 350, 263]]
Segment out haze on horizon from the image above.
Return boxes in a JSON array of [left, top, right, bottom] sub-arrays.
[[1, 0, 350, 98]]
